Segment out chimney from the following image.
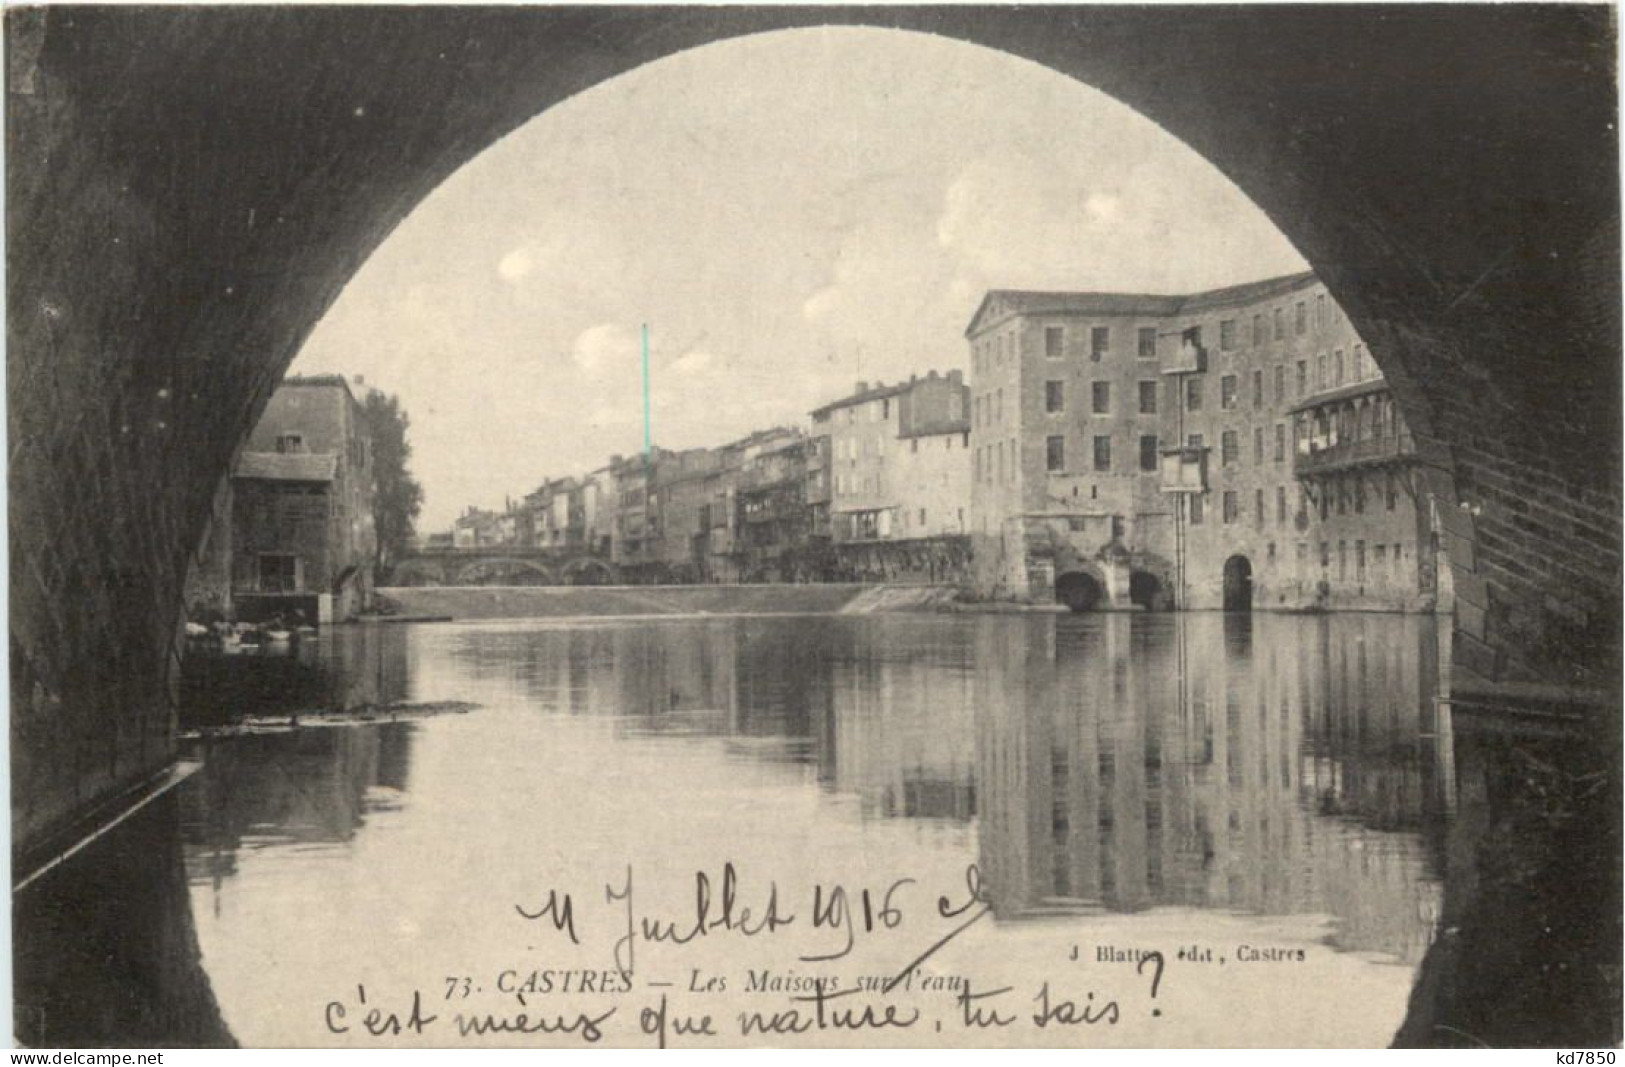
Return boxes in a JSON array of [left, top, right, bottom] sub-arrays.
[[947, 369, 964, 386], [353, 374, 365, 387], [854, 380, 869, 395], [928, 369, 939, 380]]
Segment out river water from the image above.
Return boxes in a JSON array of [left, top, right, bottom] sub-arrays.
[[141, 611, 1464, 1047]]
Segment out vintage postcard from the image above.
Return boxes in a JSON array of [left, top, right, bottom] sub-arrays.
[[7, 2, 1621, 1051]]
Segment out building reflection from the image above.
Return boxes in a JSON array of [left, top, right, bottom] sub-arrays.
[[179, 722, 415, 897], [349, 613, 1451, 965], [179, 623, 411, 725], [975, 612, 1452, 964]]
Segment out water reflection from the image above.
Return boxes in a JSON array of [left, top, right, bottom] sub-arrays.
[[181, 724, 416, 895], [974, 614, 1450, 965], [179, 624, 411, 725], [179, 613, 1451, 970]]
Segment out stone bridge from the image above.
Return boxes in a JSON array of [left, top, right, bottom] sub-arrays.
[[389, 547, 618, 587], [8, 5, 1618, 887]]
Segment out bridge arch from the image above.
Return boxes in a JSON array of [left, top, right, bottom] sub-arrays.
[[454, 558, 556, 586], [8, 6, 1618, 867], [562, 558, 617, 586], [388, 558, 446, 587]]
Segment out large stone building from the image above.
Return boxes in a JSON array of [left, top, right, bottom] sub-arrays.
[[967, 272, 1446, 612], [187, 375, 377, 623]]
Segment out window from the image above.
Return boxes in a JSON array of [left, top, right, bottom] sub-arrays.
[[1252, 314, 1264, 347], [1295, 301, 1307, 335], [1222, 491, 1239, 524], [1277, 486, 1288, 524], [1137, 327, 1157, 358], [1221, 375, 1238, 409], [1334, 349, 1345, 386], [881, 398, 890, 420], [1221, 430, 1239, 467], [1190, 494, 1205, 525], [1187, 433, 1204, 449], [1140, 434, 1158, 471], [274, 433, 304, 454], [1252, 369, 1264, 409], [1296, 360, 1308, 396], [1274, 365, 1285, 403], [1092, 381, 1111, 414], [1045, 326, 1064, 358], [1356, 540, 1366, 580], [1186, 377, 1203, 412], [1274, 423, 1286, 462], [1253, 426, 1265, 464], [1273, 307, 1284, 340], [911, 438, 919, 454], [1139, 380, 1158, 414], [1093, 435, 1112, 471], [1317, 354, 1328, 389], [258, 553, 299, 593], [1091, 326, 1110, 360], [1046, 380, 1065, 413], [1338, 540, 1347, 580], [1316, 293, 1327, 327], [1320, 541, 1330, 568], [1386, 472, 1398, 510], [1255, 488, 1265, 527], [1046, 435, 1065, 472], [996, 388, 1003, 425], [1220, 319, 1236, 350]]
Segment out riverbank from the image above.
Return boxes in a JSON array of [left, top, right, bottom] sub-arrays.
[[377, 582, 971, 619]]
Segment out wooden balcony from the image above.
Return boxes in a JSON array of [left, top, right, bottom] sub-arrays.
[[1294, 431, 1415, 476]]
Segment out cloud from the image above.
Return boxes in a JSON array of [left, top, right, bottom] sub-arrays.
[[572, 323, 641, 373], [670, 348, 715, 376], [497, 247, 536, 283]]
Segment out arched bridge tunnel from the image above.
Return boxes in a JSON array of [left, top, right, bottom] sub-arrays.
[[8, 6, 1619, 867], [389, 547, 619, 588]]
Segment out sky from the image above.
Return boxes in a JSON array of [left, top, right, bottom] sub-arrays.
[[292, 26, 1307, 531]]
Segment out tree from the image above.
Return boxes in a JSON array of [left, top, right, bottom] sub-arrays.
[[360, 389, 424, 585]]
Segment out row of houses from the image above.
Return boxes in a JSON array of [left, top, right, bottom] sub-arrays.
[[437, 270, 1446, 610], [436, 370, 972, 584]]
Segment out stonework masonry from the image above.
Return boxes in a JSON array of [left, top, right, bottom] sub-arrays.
[[968, 273, 1446, 614]]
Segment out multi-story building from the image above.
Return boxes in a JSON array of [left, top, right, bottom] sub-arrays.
[[733, 427, 809, 581], [187, 375, 377, 623], [966, 272, 1445, 612], [609, 451, 658, 568], [648, 447, 721, 581], [809, 370, 971, 543]]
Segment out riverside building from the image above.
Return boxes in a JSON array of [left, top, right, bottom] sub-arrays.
[[966, 272, 1447, 612]]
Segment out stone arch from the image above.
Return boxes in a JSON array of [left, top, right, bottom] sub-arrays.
[[1223, 554, 1255, 612], [8, 5, 1620, 868], [453, 558, 555, 586], [562, 558, 617, 586], [388, 558, 445, 587], [1055, 566, 1107, 613]]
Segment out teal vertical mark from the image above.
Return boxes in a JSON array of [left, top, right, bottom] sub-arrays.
[[642, 323, 651, 455]]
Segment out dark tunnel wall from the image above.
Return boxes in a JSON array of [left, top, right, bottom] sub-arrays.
[[7, 5, 1619, 855]]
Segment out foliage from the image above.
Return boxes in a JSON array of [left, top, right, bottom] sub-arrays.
[[359, 389, 424, 584]]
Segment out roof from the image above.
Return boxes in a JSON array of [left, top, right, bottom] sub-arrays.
[[965, 271, 1321, 336], [233, 450, 337, 482], [276, 374, 362, 405], [809, 381, 911, 419]]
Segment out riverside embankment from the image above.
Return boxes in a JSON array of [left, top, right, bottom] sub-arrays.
[[376, 583, 966, 620]]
